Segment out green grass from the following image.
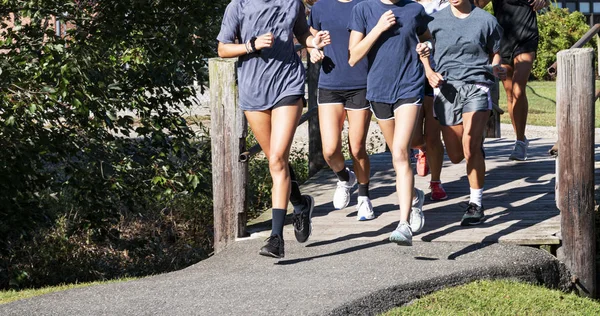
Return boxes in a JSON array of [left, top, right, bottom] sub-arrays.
[[383, 279, 600, 315], [498, 80, 600, 127], [0, 278, 135, 305]]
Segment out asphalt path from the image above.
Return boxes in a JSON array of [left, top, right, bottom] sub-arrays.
[[1, 238, 570, 316]]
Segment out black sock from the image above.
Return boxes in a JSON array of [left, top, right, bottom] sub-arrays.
[[271, 208, 286, 237], [288, 165, 303, 206], [358, 182, 370, 198], [335, 167, 350, 182]]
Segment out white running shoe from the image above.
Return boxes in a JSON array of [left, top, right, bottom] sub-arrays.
[[409, 188, 425, 234], [389, 221, 412, 246], [509, 138, 529, 161], [333, 169, 356, 209], [356, 196, 374, 221]]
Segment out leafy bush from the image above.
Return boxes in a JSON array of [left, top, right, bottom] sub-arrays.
[[0, 0, 227, 289], [534, 5, 594, 80]]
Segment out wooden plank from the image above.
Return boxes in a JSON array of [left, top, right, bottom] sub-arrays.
[[556, 48, 596, 297], [209, 58, 248, 252], [249, 138, 569, 248]]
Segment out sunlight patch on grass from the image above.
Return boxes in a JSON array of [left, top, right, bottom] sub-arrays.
[[383, 279, 600, 315], [498, 80, 600, 127]]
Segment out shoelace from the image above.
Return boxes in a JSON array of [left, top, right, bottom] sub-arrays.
[[292, 212, 305, 231], [458, 202, 479, 214], [337, 179, 354, 189], [429, 182, 442, 189], [265, 236, 281, 247], [415, 152, 426, 161]]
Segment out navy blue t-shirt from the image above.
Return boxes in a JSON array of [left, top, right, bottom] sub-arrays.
[[348, 0, 432, 103], [308, 0, 368, 90]]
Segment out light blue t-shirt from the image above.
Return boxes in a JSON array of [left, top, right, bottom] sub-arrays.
[[348, 0, 432, 103], [429, 6, 503, 84], [217, 0, 309, 111], [308, 0, 368, 90]]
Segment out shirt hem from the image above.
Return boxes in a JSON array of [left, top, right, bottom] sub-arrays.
[[239, 91, 305, 111]]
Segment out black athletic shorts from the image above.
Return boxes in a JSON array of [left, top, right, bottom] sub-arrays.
[[318, 88, 369, 110], [500, 37, 538, 65], [370, 97, 422, 121], [272, 94, 306, 110], [494, 0, 539, 65]]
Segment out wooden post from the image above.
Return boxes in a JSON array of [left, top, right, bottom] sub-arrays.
[[556, 48, 596, 298], [485, 79, 501, 138], [209, 58, 248, 253], [307, 58, 325, 177]]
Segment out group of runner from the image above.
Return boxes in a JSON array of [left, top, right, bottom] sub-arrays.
[[217, 0, 544, 258]]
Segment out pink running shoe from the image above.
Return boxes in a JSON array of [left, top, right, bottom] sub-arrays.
[[415, 150, 429, 177], [429, 181, 448, 201]]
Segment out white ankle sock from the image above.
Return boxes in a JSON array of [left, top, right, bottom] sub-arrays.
[[469, 187, 483, 207]]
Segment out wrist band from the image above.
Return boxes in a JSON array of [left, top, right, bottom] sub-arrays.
[[250, 36, 258, 53], [424, 41, 433, 51], [311, 36, 319, 48], [245, 40, 252, 54]]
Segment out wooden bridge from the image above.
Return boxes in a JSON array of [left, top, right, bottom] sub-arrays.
[[210, 47, 598, 296], [248, 137, 574, 248]]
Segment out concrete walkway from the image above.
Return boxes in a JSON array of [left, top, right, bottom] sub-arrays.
[[1, 238, 569, 315]]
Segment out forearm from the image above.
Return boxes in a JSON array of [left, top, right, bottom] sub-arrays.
[[218, 42, 251, 58], [420, 55, 434, 76], [491, 52, 502, 66], [348, 29, 382, 67]]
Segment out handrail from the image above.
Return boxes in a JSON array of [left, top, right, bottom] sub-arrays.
[[547, 23, 600, 76], [238, 107, 318, 162]]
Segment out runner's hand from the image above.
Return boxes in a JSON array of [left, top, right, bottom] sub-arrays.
[[529, 0, 546, 11], [493, 64, 507, 80], [310, 48, 325, 63], [416, 42, 430, 58], [375, 10, 396, 33], [426, 71, 445, 88], [312, 30, 331, 49], [254, 32, 274, 50]]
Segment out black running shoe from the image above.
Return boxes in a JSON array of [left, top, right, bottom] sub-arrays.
[[460, 202, 485, 226], [292, 195, 314, 243], [259, 235, 285, 258]]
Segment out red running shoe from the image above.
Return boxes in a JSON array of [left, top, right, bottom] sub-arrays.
[[429, 181, 448, 201], [415, 149, 429, 177]]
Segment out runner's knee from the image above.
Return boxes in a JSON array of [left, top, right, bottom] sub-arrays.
[[268, 155, 287, 175]]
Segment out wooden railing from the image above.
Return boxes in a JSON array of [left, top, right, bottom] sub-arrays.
[[547, 23, 600, 156], [208, 52, 502, 252], [554, 48, 597, 298], [547, 24, 599, 298]]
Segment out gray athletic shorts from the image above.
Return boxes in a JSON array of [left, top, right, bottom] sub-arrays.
[[433, 81, 492, 126]]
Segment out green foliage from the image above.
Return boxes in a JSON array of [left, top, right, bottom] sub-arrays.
[[0, 0, 227, 289], [534, 5, 594, 80]]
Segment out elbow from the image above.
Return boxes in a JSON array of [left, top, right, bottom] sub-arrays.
[[217, 47, 225, 58], [348, 54, 357, 67]]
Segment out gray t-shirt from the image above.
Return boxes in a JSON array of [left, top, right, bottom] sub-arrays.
[[428, 6, 503, 84], [217, 0, 309, 111]]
